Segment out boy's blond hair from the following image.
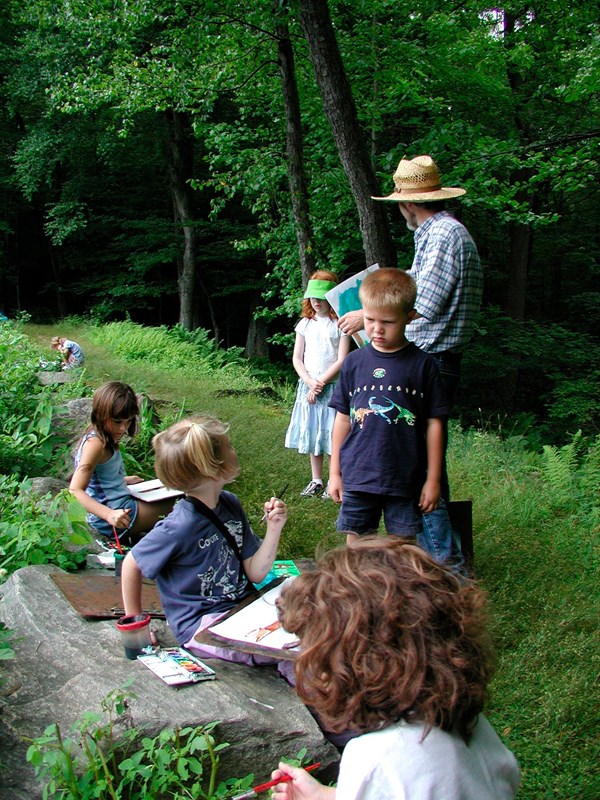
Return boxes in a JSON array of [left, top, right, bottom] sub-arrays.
[[153, 416, 236, 493], [359, 268, 416, 314]]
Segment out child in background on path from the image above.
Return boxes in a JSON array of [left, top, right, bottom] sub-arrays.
[[328, 269, 452, 562], [51, 336, 85, 369], [285, 270, 350, 498], [69, 381, 175, 545], [120, 416, 292, 676], [271, 538, 520, 799]]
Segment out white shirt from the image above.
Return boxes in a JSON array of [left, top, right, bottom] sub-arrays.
[[296, 316, 344, 378], [336, 716, 519, 800]]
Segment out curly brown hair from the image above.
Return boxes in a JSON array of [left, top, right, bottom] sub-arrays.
[[300, 269, 339, 320], [277, 537, 493, 742]]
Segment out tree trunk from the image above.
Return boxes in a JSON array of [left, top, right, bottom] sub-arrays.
[[165, 109, 197, 330], [49, 247, 68, 318], [245, 298, 270, 359], [296, 0, 396, 269], [276, 23, 317, 288], [503, 12, 533, 323], [504, 218, 531, 321]]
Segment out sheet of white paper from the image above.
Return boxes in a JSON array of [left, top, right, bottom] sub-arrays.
[[128, 478, 183, 502], [208, 579, 299, 651], [325, 263, 379, 346]]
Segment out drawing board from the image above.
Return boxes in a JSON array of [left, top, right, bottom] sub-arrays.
[[195, 578, 301, 660]]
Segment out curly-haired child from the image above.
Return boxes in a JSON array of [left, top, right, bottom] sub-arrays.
[[271, 537, 519, 799]]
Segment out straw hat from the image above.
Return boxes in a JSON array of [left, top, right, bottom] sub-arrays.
[[372, 155, 466, 203]]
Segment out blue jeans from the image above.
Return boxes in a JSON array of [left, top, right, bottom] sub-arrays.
[[429, 350, 462, 409], [336, 490, 422, 537], [421, 351, 466, 572], [418, 498, 465, 571]]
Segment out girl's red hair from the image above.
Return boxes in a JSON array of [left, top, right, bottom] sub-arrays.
[[300, 270, 339, 320]]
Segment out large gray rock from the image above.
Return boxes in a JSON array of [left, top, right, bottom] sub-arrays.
[[37, 370, 78, 386], [29, 476, 69, 499], [0, 566, 339, 799], [50, 398, 93, 479]]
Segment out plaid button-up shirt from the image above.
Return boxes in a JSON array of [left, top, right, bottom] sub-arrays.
[[406, 211, 482, 354]]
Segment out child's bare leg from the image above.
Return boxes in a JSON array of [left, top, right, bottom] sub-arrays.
[[130, 498, 175, 535], [310, 453, 324, 481], [346, 531, 359, 545]]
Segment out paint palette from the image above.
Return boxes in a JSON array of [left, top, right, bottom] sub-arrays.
[[137, 647, 216, 686]]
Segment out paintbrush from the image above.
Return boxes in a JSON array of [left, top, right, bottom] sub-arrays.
[[260, 482, 289, 523], [112, 526, 125, 555], [231, 762, 320, 799]]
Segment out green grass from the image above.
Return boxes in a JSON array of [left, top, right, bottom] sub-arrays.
[[26, 322, 600, 798]]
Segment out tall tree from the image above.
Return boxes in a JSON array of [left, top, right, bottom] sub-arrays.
[[295, 0, 397, 269], [276, 21, 316, 288]]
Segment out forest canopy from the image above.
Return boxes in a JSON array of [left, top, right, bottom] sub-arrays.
[[0, 0, 598, 440]]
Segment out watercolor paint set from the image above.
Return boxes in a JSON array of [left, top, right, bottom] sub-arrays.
[[137, 647, 216, 686]]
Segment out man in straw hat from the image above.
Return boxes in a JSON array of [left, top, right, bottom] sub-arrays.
[[340, 155, 482, 397], [338, 155, 482, 569]]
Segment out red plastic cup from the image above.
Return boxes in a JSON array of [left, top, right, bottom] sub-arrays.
[[116, 613, 152, 660]]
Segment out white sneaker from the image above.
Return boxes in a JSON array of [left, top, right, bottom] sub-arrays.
[[300, 480, 324, 497]]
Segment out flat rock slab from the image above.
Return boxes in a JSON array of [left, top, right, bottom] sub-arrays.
[[37, 370, 79, 386], [0, 566, 339, 799]]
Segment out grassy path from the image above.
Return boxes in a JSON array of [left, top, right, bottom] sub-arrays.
[[28, 323, 599, 798], [28, 323, 340, 558]]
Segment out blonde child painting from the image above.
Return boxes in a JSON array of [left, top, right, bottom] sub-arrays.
[[285, 270, 350, 498], [50, 336, 85, 369], [120, 415, 291, 677]]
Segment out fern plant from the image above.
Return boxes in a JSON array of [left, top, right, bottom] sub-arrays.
[[541, 430, 584, 502]]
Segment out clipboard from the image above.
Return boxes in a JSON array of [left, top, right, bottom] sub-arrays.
[[49, 571, 165, 619]]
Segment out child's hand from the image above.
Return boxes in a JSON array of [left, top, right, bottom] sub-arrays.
[[271, 762, 328, 800], [263, 498, 287, 532], [307, 390, 318, 404], [328, 475, 343, 504], [108, 507, 132, 529], [419, 479, 440, 514], [125, 475, 144, 485]]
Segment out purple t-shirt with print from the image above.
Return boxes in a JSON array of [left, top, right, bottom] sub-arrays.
[[131, 492, 260, 644]]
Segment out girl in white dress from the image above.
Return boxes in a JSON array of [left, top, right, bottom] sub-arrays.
[[285, 270, 350, 497]]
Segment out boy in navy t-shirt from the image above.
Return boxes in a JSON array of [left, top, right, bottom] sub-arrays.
[[329, 268, 449, 548]]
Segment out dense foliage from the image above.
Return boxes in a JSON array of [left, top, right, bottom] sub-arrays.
[[0, 320, 94, 575], [0, 1, 598, 434]]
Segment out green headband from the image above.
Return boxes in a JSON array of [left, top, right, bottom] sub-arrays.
[[303, 279, 336, 300]]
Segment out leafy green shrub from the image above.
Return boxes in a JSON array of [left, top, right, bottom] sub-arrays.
[[0, 478, 93, 578], [120, 396, 184, 477], [26, 687, 263, 800], [462, 307, 600, 442], [0, 323, 59, 475], [88, 321, 261, 390], [170, 324, 246, 368]]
